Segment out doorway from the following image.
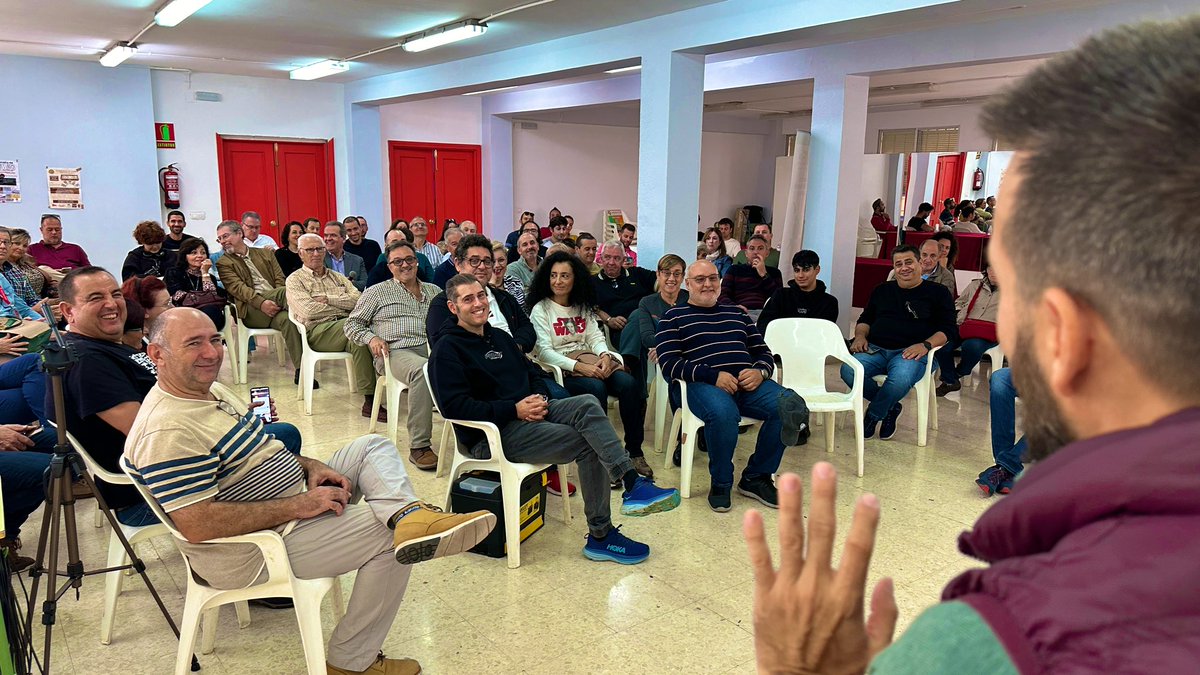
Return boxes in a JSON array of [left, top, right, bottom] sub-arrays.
[[931, 152, 966, 213], [388, 141, 482, 243], [217, 136, 337, 243]]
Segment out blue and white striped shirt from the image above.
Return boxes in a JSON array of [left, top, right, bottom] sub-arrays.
[[655, 302, 775, 386]]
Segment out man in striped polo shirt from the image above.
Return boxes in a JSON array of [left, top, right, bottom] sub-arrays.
[[656, 259, 809, 513], [124, 307, 495, 675]]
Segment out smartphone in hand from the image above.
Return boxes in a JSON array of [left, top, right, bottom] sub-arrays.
[[249, 386, 278, 423]]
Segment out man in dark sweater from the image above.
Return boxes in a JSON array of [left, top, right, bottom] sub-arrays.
[[592, 241, 655, 349], [756, 250, 839, 332], [905, 202, 934, 231], [343, 216, 383, 274], [720, 235, 783, 322], [842, 244, 956, 440], [429, 274, 680, 565], [657, 259, 808, 513]]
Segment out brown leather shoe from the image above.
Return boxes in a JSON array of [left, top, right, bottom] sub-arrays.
[[361, 399, 387, 422], [328, 652, 420, 675], [387, 502, 496, 565], [0, 538, 35, 573], [408, 447, 437, 471], [72, 478, 94, 500]]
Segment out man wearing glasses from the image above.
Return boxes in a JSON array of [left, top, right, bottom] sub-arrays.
[[592, 241, 655, 350], [756, 250, 839, 332], [345, 240, 442, 470], [285, 234, 378, 418], [424, 235, 537, 352]]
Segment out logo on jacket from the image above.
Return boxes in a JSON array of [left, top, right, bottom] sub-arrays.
[[484, 350, 503, 361]]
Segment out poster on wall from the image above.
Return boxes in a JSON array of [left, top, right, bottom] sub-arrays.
[[46, 167, 83, 210], [0, 160, 19, 203]]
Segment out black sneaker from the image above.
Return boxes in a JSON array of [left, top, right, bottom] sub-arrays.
[[864, 416, 880, 439], [879, 402, 903, 440], [736, 475, 779, 509], [935, 381, 961, 397], [672, 444, 682, 467], [708, 485, 732, 512], [294, 369, 320, 389]]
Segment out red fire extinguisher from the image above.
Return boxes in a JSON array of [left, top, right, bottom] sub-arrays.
[[972, 167, 985, 191], [159, 164, 181, 209]]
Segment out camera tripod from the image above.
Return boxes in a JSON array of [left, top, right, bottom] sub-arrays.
[[18, 338, 198, 673]]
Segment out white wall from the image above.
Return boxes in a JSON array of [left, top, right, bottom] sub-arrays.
[[512, 120, 773, 240], [865, 102, 991, 153], [378, 96, 483, 226], [858, 154, 890, 227], [150, 70, 348, 241]]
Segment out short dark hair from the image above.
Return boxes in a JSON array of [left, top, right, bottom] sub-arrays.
[[746, 234, 769, 247], [980, 17, 1200, 398], [549, 216, 569, 229], [918, 202, 934, 214], [175, 237, 210, 271], [324, 220, 345, 236], [59, 266, 114, 305], [791, 250, 820, 268], [956, 205, 976, 219], [716, 218, 734, 228], [166, 210, 185, 222], [342, 216, 358, 225], [41, 214, 61, 227], [455, 234, 493, 261], [304, 217, 321, 227], [385, 240, 416, 257], [943, 198, 956, 207], [576, 232, 596, 244], [526, 251, 596, 313], [891, 244, 920, 261], [446, 273, 482, 302], [619, 223, 636, 234], [124, 298, 146, 333]]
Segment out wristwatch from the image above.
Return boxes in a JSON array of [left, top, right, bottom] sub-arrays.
[[921, 340, 932, 351]]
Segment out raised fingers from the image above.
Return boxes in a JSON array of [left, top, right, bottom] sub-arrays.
[[742, 509, 776, 593], [803, 462, 838, 571], [866, 578, 899, 658], [775, 473, 807, 580], [832, 493, 882, 611]]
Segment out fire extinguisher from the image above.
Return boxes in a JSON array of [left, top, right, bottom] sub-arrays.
[[159, 164, 181, 209], [972, 167, 985, 191]]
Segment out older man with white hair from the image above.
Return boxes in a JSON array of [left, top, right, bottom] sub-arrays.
[[591, 240, 655, 350]]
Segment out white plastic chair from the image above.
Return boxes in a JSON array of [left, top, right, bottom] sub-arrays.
[[764, 319, 868, 476], [964, 343, 1006, 386], [231, 305, 287, 385], [663, 379, 764, 499], [220, 305, 240, 383], [368, 351, 409, 443], [870, 345, 941, 447], [423, 363, 570, 569], [648, 362, 670, 456], [59, 428, 175, 645], [288, 314, 357, 415], [122, 466, 345, 675]]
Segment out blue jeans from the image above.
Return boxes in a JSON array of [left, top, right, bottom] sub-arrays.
[[936, 338, 999, 385], [0, 451, 52, 539], [841, 347, 932, 422], [990, 368, 1026, 475], [564, 370, 645, 457], [545, 377, 570, 401], [669, 378, 788, 488], [0, 353, 48, 427], [116, 422, 303, 526]]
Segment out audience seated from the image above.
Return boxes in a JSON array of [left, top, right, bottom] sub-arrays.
[[121, 220, 177, 281], [972, 197, 993, 222], [431, 227, 465, 287], [6, 228, 57, 304], [322, 221, 368, 291], [303, 217, 322, 235], [905, 202, 935, 231], [931, 230, 959, 273], [121, 298, 148, 350], [489, 240, 526, 308], [936, 258, 1000, 396], [368, 227, 432, 287], [406, 216, 439, 266], [870, 198, 896, 231], [161, 210, 197, 252], [976, 367, 1024, 497], [656, 259, 808, 512], [437, 228, 463, 265], [342, 215, 383, 274], [29, 214, 91, 271], [285, 234, 378, 417], [503, 212, 536, 252], [620, 254, 689, 408], [0, 228, 47, 323], [345, 240, 442, 471], [528, 251, 651, 478], [124, 307, 495, 675], [164, 237, 228, 331], [542, 216, 571, 248], [214, 220, 304, 379], [842, 244, 956, 440], [241, 211, 278, 250], [937, 197, 957, 227], [121, 275, 172, 332], [699, 226, 734, 277], [429, 273, 680, 565], [274, 221, 305, 277], [953, 205, 986, 234], [891, 239, 956, 297], [591, 241, 655, 350], [756, 250, 839, 331], [719, 235, 783, 322], [733, 224, 780, 268], [611, 223, 639, 267], [569, 232, 596, 276], [506, 229, 542, 288], [715, 218, 742, 258]]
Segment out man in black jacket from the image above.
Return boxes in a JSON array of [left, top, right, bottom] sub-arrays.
[[756, 250, 839, 332], [429, 274, 680, 565], [426, 234, 536, 353], [592, 241, 656, 348]]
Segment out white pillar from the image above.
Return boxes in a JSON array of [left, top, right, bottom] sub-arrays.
[[802, 73, 869, 332], [346, 103, 384, 236], [636, 50, 705, 266], [482, 114, 514, 239]]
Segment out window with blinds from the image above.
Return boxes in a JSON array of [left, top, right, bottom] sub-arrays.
[[877, 126, 960, 153]]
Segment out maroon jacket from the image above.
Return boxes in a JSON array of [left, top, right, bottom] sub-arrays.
[[943, 407, 1200, 673]]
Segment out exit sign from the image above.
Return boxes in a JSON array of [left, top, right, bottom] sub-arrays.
[[156, 122, 176, 149]]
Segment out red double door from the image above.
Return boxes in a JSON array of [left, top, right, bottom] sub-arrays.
[[388, 141, 482, 243], [217, 137, 337, 243], [932, 152, 967, 212]]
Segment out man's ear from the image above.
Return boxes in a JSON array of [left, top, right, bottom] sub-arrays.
[[446, 300, 458, 318], [1038, 287, 1095, 399], [146, 342, 165, 365]]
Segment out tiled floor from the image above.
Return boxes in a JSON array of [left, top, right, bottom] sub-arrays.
[[15, 341, 1004, 674]]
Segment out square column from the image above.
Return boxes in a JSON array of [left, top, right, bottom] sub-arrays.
[[482, 114, 514, 238], [347, 102, 384, 233], [802, 73, 869, 331], [636, 50, 705, 266]]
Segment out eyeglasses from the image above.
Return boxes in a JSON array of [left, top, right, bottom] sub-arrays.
[[299, 246, 326, 254], [658, 270, 684, 279], [461, 256, 494, 268], [388, 257, 418, 268], [689, 274, 721, 285]]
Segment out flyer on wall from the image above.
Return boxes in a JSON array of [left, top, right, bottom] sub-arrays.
[[0, 160, 19, 203], [46, 167, 83, 209]]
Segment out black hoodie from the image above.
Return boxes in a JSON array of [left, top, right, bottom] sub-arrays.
[[121, 246, 177, 281], [756, 279, 839, 332], [428, 322, 550, 451]]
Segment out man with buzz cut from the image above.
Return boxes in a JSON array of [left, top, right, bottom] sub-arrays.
[[124, 307, 496, 675], [429, 273, 680, 565]]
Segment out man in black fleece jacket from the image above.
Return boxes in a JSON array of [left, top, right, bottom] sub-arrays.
[[756, 250, 839, 332], [429, 275, 681, 565]]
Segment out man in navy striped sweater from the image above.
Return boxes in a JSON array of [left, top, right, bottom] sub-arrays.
[[656, 259, 807, 512]]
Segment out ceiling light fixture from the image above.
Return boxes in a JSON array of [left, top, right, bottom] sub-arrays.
[[604, 65, 641, 74], [463, 85, 519, 95], [99, 43, 138, 67], [401, 19, 487, 53], [869, 82, 936, 95], [289, 59, 349, 80], [154, 0, 214, 27]]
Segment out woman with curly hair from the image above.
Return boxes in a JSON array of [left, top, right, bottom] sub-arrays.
[[121, 220, 177, 280], [526, 251, 651, 477], [165, 238, 228, 330]]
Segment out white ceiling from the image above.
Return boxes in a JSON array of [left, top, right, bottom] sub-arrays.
[[0, 0, 724, 81]]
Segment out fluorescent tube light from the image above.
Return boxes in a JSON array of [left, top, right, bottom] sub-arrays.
[[402, 20, 487, 53], [99, 43, 137, 67], [463, 85, 518, 95], [604, 65, 641, 74], [154, 0, 214, 27], [290, 59, 349, 80]]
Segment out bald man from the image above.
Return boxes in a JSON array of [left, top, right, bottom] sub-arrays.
[[123, 308, 495, 675]]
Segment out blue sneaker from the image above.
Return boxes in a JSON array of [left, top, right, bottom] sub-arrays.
[[620, 476, 681, 516], [583, 526, 649, 565], [879, 402, 903, 440], [975, 465, 1014, 497]]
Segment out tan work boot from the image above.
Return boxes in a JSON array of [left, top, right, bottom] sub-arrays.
[[328, 652, 420, 675], [408, 447, 437, 471], [387, 502, 496, 565]]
